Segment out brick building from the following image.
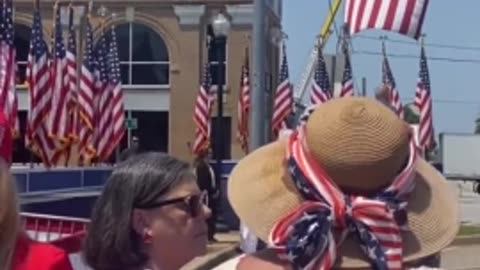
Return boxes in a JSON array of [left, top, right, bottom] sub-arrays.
[[10, 0, 282, 163]]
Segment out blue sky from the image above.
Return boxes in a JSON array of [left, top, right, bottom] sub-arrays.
[[283, 1, 480, 135]]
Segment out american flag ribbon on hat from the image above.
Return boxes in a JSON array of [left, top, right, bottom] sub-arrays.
[[269, 126, 418, 270]]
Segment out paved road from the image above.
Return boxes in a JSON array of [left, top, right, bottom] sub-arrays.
[[442, 244, 480, 269], [449, 182, 480, 224]]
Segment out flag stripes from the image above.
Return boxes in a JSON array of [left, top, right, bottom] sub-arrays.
[[345, 0, 429, 40], [272, 43, 294, 138]]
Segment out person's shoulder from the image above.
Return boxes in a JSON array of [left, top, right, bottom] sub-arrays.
[[13, 237, 73, 270], [210, 255, 244, 270], [236, 249, 292, 270]]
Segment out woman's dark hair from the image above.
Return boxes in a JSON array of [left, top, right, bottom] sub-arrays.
[[83, 152, 193, 270]]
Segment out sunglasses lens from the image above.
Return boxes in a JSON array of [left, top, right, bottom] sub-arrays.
[[190, 192, 209, 217], [188, 195, 200, 217]]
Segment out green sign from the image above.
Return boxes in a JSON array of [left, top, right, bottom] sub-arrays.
[[125, 118, 138, 130]]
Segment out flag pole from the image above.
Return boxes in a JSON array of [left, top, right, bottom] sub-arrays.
[[64, 3, 74, 167], [29, 0, 39, 168], [73, 1, 91, 167], [381, 35, 387, 56], [52, 0, 61, 166], [80, 0, 94, 167], [420, 33, 426, 47]]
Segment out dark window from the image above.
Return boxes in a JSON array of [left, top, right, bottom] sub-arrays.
[[132, 24, 169, 62], [131, 64, 169, 85], [14, 24, 32, 85], [13, 111, 42, 163], [131, 111, 169, 152], [115, 23, 130, 62], [111, 22, 170, 86]]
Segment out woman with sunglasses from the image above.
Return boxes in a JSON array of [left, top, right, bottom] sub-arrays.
[[83, 152, 211, 270]]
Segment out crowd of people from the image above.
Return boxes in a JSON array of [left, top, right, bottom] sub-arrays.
[[0, 97, 459, 270]]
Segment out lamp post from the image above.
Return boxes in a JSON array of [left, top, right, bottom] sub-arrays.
[[211, 12, 230, 192]]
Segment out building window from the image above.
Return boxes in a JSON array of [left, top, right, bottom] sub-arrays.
[[14, 24, 32, 86], [207, 25, 227, 86], [130, 111, 169, 152], [111, 22, 170, 86]]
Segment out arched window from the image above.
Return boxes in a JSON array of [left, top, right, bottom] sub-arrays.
[[14, 24, 32, 85], [111, 22, 170, 86]]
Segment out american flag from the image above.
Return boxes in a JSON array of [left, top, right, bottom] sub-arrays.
[[107, 27, 125, 157], [340, 43, 354, 97], [237, 49, 250, 153], [26, 10, 60, 166], [272, 43, 293, 138], [48, 8, 70, 143], [382, 46, 404, 118], [94, 32, 114, 162], [193, 41, 213, 156], [77, 19, 96, 161], [345, 0, 429, 40], [66, 7, 78, 141], [310, 46, 331, 105], [0, 0, 19, 137], [414, 46, 434, 150]]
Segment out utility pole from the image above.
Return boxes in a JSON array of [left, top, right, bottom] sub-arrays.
[[250, 0, 267, 151], [240, 0, 267, 254]]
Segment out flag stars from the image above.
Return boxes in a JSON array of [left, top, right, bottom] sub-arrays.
[[286, 251, 297, 262]]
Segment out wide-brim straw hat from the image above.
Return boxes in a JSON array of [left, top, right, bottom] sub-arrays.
[[228, 97, 459, 268]]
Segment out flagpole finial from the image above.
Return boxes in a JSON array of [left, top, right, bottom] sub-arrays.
[[381, 36, 387, 55]]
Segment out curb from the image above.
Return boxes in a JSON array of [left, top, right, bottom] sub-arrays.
[[451, 234, 480, 246], [189, 235, 480, 269], [193, 245, 240, 270]]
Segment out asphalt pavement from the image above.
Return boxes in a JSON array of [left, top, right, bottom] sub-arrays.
[[450, 181, 480, 224]]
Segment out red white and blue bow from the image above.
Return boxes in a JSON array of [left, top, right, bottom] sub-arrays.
[[269, 127, 418, 270]]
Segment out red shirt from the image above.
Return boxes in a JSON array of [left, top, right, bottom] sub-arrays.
[[11, 235, 73, 270]]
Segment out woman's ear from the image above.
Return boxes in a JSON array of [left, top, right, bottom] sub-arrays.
[[131, 209, 150, 235]]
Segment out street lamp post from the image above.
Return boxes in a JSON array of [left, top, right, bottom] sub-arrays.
[[211, 13, 230, 193]]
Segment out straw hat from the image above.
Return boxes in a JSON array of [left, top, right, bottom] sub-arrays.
[[228, 97, 459, 268]]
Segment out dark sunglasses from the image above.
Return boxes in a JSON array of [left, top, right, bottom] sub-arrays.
[[136, 191, 208, 217]]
